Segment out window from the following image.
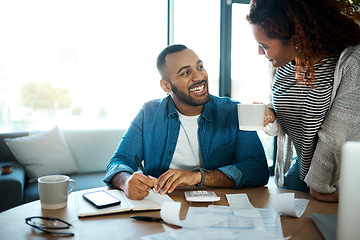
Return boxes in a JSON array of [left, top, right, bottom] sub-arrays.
[[173, 0, 220, 96], [231, 3, 275, 168], [231, 4, 270, 103], [1, 0, 274, 172], [0, 0, 167, 132]]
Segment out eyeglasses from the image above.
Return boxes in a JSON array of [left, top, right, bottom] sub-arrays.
[[25, 216, 74, 237]]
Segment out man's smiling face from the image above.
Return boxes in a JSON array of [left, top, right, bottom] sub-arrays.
[[163, 49, 210, 109]]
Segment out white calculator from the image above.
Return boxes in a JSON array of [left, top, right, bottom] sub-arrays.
[[184, 190, 221, 202]]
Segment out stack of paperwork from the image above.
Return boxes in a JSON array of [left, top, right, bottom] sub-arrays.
[[141, 193, 309, 240]]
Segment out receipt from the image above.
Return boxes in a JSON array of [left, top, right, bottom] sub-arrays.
[[273, 193, 309, 218], [225, 193, 255, 210], [160, 201, 182, 226], [160, 201, 225, 228]]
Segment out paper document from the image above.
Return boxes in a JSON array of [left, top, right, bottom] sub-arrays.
[[273, 193, 309, 218], [142, 193, 294, 240], [186, 206, 282, 236], [225, 193, 254, 210], [160, 202, 225, 229], [160, 202, 182, 227], [144, 204, 285, 240]]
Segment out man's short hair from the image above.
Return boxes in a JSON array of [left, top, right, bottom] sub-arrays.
[[156, 44, 188, 79]]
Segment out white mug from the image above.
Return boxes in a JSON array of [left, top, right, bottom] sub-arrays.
[[38, 175, 76, 210], [238, 103, 266, 131]]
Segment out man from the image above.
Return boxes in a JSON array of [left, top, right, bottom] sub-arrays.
[[104, 44, 269, 200]]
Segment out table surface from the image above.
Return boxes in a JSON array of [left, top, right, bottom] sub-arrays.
[[0, 186, 338, 240]]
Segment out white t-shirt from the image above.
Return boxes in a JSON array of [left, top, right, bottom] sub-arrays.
[[169, 112, 203, 170]]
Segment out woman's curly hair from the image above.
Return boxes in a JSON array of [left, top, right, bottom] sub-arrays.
[[246, 0, 360, 86]]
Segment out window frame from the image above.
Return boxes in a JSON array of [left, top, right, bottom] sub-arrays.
[[219, 0, 276, 175]]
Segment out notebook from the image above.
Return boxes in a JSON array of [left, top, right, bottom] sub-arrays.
[[311, 141, 360, 240], [76, 189, 174, 217]]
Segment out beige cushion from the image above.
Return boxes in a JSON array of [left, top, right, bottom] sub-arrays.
[[5, 126, 80, 183]]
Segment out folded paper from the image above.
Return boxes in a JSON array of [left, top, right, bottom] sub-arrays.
[[273, 193, 309, 218]]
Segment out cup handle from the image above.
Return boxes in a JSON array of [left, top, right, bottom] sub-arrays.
[[68, 179, 76, 194]]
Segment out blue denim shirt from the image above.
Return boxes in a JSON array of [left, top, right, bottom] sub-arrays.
[[104, 95, 269, 188]]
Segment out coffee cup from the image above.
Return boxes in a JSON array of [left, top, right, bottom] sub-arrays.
[[38, 175, 76, 210], [238, 103, 266, 131]]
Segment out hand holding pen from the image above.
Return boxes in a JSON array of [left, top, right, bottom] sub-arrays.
[[133, 154, 158, 192], [113, 155, 157, 200]]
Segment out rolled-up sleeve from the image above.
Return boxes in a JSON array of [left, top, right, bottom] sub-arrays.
[[218, 165, 243, 187], [229, 131, 270, 188]]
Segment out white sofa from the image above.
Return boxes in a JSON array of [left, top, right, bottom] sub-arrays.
[[0, 128, 126, 212]]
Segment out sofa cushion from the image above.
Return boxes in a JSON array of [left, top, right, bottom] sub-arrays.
[[4, 126, 80, 183], [62, 129, 125, 173]]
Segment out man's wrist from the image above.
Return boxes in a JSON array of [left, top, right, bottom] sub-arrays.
[[191, 167, 209, 187], [111, 171, 132, 190], [194, 171, 201, 186]]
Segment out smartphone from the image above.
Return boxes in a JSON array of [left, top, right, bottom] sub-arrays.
[[82, 190, 121, 209]]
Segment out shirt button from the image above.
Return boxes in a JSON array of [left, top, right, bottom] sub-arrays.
[[169, 151, 172, 154], [175, 127, 178, 130]]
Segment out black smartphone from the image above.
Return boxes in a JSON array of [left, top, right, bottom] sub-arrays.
[[82, 190, 121, 209]]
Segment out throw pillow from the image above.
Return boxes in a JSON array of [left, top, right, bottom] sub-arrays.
[[5, 126, 80, 183]]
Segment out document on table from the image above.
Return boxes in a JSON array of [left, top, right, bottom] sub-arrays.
[[225, 193, 263, 220], [273, 193, 309, 218], [141, 192, 309, 240], [226, 192, 309, 218], [143, 205, 284, 240], [143, 194, 286, 240], [160, 202, 226, 229], [186, 206, 283, 237]]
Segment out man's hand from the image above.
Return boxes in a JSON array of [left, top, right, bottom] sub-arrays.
[[155, 169, 201, 195], [111, 172, 158, 200]]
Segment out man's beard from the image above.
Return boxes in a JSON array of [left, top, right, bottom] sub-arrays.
[[169, 80, 210, 106]]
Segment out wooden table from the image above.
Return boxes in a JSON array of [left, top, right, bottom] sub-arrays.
[[0, 186, 337, 240]]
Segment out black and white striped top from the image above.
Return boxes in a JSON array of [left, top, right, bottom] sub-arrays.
[[273, 56, 339, 180]]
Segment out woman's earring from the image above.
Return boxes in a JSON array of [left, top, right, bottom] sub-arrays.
[[295, 46, 299, 50]]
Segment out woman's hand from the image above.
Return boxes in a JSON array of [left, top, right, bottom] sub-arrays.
[[310, 187, 339, 203], [264, 106, 276, 126]]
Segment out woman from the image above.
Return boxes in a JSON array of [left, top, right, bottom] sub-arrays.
[[246, 0, 360, 202]]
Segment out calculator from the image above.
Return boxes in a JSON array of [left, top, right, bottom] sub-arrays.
[[184, 190, 221, 202]]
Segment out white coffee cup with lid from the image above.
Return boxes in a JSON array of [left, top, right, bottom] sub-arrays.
[[38, 175, 76, 210]]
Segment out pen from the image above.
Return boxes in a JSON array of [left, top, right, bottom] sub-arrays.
[[134, 154, 156, 192], [130, 215, 163, 222], [134, 154, 148, 176]]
